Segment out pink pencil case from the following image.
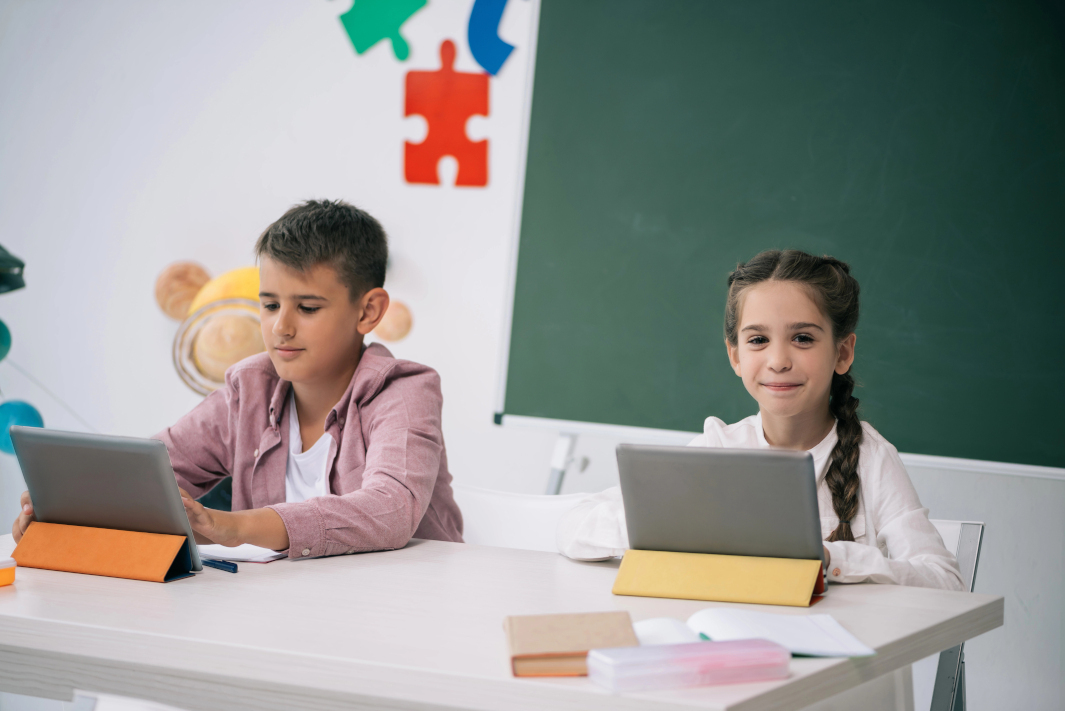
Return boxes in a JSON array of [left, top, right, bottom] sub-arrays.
[[588, 639, 790, 692]]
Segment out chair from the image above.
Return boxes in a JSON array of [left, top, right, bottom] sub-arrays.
[[912, 520, 985, 711], [195, 476, 232, 511], [451, 483, 586, 553]]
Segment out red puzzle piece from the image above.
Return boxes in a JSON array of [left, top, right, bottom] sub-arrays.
[[404, 40, 489, 186]]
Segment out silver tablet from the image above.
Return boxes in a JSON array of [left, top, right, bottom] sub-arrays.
[[11, 427, 202, 572], [617, 444, 824, 563]]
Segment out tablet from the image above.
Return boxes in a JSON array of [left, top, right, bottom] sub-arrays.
[[616, 444, 823, 563], [10, 427, 202, 572]]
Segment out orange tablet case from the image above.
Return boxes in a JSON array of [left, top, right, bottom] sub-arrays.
[[13, 522, 193, 583]]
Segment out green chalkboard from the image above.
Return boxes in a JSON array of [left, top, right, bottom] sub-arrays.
[[501, 0, 1065, 468]]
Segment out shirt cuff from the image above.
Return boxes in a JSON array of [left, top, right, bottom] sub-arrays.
[[824, 541, 847, 581], [267, 501, 327, 559]]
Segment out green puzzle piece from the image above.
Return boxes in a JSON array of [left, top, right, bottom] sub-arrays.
[[339, 0, 428, 61]]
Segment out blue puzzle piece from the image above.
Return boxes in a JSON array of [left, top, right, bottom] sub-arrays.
[[468, 0, 514, 75]]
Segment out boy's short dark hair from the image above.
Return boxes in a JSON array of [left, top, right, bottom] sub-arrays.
[[255, 199, 388, 300]]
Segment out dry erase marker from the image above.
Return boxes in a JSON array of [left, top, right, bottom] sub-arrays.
[[202, 559, 238, 574]]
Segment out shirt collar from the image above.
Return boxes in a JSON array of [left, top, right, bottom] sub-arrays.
[[266, 342, 394, 431], [754, 412, 839, 482]]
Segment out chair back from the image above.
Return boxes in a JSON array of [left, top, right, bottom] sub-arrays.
[[452, 484, 586, 553], [928, 519, 984, 592]]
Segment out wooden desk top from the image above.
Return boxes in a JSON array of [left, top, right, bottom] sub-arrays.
[[0, 535, 1002, 711]]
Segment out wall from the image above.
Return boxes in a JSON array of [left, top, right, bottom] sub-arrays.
[[0, 0, 563, 532], [904, 463, 1065, 711]]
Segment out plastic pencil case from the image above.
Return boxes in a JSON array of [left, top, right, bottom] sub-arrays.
[[588, 639, 790, 692]]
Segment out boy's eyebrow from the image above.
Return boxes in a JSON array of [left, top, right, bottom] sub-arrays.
[[258, 291, 329, 301]]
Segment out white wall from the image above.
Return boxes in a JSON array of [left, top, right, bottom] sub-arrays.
[[904, 463, 1065, 711], [0, 0, 566, 530]]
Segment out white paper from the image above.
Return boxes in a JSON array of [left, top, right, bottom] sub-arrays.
[[633, 617, 703, 645], [686, 609, 875, 657], [197, 543, 285, 563]]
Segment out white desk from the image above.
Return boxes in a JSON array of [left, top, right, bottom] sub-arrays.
[[0, 535, 1002, 711]]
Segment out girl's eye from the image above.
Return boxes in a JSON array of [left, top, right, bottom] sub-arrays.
[[747, 336, 768, 346], [299, 305, 320, 314], [262, 303, 279, 311], [794, 333, 814, 344]]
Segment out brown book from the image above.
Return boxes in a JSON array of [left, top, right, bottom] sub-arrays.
[[503, 611, 639, 677]]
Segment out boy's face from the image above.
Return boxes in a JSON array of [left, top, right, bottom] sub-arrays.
[[725, 280, 855, 422], [258, 257, 386, 386]]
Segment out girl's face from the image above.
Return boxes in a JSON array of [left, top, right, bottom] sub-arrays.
[[726, 280, 855, 421]]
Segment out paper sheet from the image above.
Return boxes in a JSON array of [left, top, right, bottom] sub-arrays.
[[633, 617, 702, 645], [197, 543, 286, 563], [686, 608, 875, 657]]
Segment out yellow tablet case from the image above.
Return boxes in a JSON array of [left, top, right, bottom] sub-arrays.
[[613, 549, 826, 607], [12, 522, 193, 583]]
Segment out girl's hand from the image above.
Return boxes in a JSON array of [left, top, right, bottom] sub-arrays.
[[823, 545, 831, 567], [11, 491, 36, 543], [179, 489, 243, 547]]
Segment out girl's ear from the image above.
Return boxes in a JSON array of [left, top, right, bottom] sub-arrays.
[[835, 333, 856, 375], [725, 338, 743, 377], [356, 288, 390, 335]]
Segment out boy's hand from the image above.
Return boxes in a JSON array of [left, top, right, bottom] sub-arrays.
[[180, 488, 242, 547], [179, 489, 289, 551], [11, 491, 36, 543]]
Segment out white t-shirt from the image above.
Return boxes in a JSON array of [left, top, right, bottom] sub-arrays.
[[285, 390, 332, 504], [555, 413, 964, 591]]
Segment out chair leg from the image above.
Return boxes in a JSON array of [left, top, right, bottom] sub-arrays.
[[953, 657, 966, 711], [930, 644, 963, 711]]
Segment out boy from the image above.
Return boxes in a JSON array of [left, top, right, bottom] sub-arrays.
[[13, 200, 464, 556]]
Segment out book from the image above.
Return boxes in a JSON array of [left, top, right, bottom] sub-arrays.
[[503, 611, 639, 676], [633, 608, 875, 657], [197, 543, 286, 563]]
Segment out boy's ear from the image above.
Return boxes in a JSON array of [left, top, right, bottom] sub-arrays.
[[725, 339, 743, 377], [356, 288, 390, 335], [835, 333, 856, 375]]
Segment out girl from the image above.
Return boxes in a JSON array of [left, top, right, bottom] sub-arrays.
[[557, 249, 963, 591]]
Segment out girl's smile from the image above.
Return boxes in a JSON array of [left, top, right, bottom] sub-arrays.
[[761, 381, 803, 393]]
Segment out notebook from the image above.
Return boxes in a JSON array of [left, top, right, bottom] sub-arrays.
[[633, 608, 875, 657], [503, 611, 639, 676], [197, 543, 286, 563]]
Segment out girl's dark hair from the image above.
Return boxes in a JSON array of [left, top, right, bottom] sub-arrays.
[[255, 199, 388, 301], [724, 249, 862, 542]]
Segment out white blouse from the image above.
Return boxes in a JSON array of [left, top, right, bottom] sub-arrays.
[[556, 413, 964, 591]]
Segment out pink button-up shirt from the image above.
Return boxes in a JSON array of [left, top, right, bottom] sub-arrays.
[[155, 343, 463, 558]]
